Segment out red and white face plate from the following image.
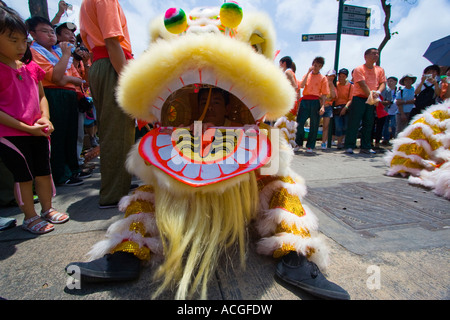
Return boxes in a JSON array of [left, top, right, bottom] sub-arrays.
[[139, 126, 271, 187]]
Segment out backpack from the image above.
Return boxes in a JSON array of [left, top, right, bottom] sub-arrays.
[[414, 83, 435, 111]]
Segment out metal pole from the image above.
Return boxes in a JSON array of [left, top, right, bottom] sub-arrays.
[[329, 0, 345, 148], [334, 0, 344, 73]]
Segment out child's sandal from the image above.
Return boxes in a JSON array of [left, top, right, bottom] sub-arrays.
[[41, 208, 69, 224], [22, 216, 54, 234]]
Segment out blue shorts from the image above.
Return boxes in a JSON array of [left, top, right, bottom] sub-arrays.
[[321, 106, 333, 118]]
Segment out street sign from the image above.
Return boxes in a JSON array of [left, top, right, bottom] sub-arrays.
[[341, 4, 371, 37], [302, 33, 337, 42], [341, 27, 370, 37], [343, 4, 371, 15], [342, 12, 370, 23], [342, 19, 370, 30]]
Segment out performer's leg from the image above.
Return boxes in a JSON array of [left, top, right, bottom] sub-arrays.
[[255, 175, 350, 300], [66, 185, 162, 282]]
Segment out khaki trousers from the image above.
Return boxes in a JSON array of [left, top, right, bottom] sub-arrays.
[[89, 58, 135, 205]]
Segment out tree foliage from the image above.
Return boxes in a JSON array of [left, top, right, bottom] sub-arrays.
[[28, 0, 49, 20]]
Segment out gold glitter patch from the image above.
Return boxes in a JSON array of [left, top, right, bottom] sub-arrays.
[[134, 185, 154, 194], [431, 110, 450, 121], [397, 144, 429, 159], [429, 139, 443, 151], [257, 175, 295, 191], [408, 128, 427, 141], [412, 118, 444, 135], [125, 200, 155, 218], [390, 156, 424, 169], [129, 222, 146, 236], [273, 243, 296, 259], [269, 188, 305, 217], [112, 240, 150, 261], [275, 221, 311, 238]]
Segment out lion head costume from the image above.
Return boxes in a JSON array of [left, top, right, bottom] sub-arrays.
[[86, 3, 328, 299]]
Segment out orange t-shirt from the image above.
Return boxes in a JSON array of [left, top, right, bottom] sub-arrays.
[[325, 86, 337, 106], [300, 73, 329, 97], [30, 46, 77, 90], [79, 0, 132, 54], [352, 64, 386, 98], [335, 81, 354, 106]]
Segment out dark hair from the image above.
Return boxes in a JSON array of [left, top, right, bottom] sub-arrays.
[[387, 76, 398, 82], [364, 48, 378, 56], [312, 56, 325, 65], [0, 6, 28, 37], [423, 64, 440, 75], [0, 6, 33, 64], [25, 16, 52, 32], [280, 56, 293, 69]]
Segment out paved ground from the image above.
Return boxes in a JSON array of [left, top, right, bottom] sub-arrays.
[[0, 143, 448, 300]]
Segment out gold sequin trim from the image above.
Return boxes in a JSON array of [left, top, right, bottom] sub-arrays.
[[273, 243, 296, 259], [408, 128, 427, 141], [431, 110, 450, 121], [257, 175, 295, 191], [276, 221, 311, 238], [129, 221, 146, 237], [269, 188, 305, 217], [125, 200, 155, 218], [412, 118, 445, 135], [429, 139, 443, 151], [134, 185, 154, 194], [112, 240, 151, 261], [390, 156, 424, 169], [273, 244, 316, 259], [406, 128, 442, 150], [397, 144, 429, 159]]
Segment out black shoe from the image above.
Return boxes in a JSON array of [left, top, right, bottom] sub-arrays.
[[75, 169, 93, 180], [59, 177, 84, 186], [276, 251, 350, 300], [360, 148, 376, 154], [65, 252, 141, 283], [98, 202, 118, 209]]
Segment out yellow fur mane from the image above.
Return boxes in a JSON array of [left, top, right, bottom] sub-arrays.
[[152, 171, 259, 299]]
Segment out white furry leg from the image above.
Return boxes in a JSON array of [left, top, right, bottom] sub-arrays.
[[86, 188, 163, 263], [255, 175, 329, 270]]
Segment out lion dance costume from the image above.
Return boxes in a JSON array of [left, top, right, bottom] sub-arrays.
[[67, 3, 349, 300], [385, 101, 450, 199]]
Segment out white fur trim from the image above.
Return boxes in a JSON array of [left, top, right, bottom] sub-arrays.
[[256, 233, 329, 270], [118, 191, 155, 212], [255, 204, 319, 238], [86, 212, 161, 261]]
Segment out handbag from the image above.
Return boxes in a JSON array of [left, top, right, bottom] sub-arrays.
[[333, 104, 345, 116]]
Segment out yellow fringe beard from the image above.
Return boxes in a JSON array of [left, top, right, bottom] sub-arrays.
[[152, 172, 259, 300]]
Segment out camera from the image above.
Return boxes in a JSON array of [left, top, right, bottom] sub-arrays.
[[72, 46, 89, 61]]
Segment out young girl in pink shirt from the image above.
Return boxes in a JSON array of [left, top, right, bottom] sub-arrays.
[[0, 6, 69, 234]]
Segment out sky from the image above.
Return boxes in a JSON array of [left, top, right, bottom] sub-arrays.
[[4, 0, 450, 85]]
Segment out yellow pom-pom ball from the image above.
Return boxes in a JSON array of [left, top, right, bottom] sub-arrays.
[[220, 2, 243, 28]]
